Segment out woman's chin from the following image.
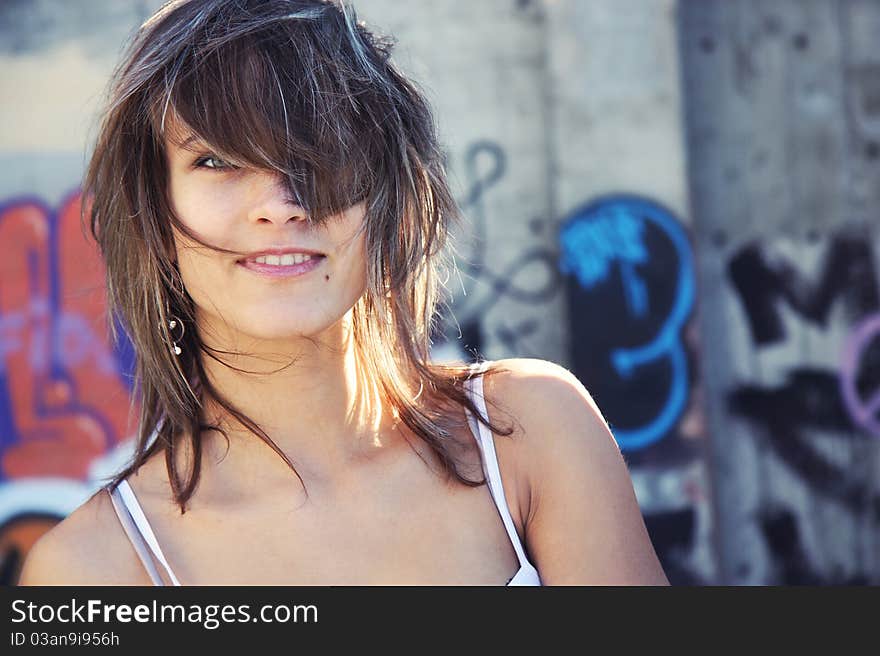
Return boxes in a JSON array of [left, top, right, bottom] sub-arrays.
[[230, 315, 342, 343], [236, 325, 326, 343], [195, 307, 348, 346]]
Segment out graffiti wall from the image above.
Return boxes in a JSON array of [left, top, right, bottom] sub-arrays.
[[724, 235, 880, 583], [556, 195, 715, 584], [431, 140, 563, 361], [0, 0, 164, 585], [539, 0, 719, 584], [680, 0, 880, 583], [0, 192, 139, 584]]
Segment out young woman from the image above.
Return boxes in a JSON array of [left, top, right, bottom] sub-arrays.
[[19, 0, 668, 586]]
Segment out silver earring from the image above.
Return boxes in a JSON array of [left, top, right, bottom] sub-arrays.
[[162, 270, 186, 357], [167, 315, 184, 356]]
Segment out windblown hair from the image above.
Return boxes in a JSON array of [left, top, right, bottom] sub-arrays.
[[83, 0, 513, 512]]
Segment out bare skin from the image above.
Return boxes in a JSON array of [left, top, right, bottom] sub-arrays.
[[19, 362, 532, 586]]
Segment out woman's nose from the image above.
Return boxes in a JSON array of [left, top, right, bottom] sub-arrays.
[[246, 171, 308, 225]]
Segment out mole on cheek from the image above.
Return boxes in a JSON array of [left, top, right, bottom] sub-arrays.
[[325, 274, 330, 281]]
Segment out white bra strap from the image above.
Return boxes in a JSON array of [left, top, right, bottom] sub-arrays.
[[113, 480, 182, 586], [107, 486, 166, 586], [464, 365, 529, 568]]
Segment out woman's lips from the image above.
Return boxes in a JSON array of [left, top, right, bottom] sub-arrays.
[[236, 254, 326, 279]]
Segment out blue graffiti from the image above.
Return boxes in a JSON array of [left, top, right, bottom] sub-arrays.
[[560, 195, 695, 451], [560, 205, 650, 317]]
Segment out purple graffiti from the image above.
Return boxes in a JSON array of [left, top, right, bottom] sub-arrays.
[[0, 297, 117, 376], [840, 312, 880, 439]]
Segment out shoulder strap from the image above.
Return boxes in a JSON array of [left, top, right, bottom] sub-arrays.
[[107, 486, 166, 585], [107, 480, 181, 586], [463, 363, 529, 568]]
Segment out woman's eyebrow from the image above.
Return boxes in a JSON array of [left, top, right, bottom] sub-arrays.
[[175, 134, 207, 152]]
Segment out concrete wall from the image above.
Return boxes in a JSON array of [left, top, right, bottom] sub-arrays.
[[680, 0, 880, 584], [363, 0, 568, 365]]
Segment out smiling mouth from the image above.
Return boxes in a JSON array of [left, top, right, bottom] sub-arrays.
[[247, 253, 319, 266], [236, 251, 326, 278]]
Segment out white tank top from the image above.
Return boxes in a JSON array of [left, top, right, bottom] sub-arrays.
[[107, 364, 542, 586]]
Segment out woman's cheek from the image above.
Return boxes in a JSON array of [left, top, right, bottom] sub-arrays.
[[179, 189, 235, 237]]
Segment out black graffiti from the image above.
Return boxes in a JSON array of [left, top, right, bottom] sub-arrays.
[[457, 141, 561, 305], [437, 141, 561, 358], [643, 508, 706, 585], [454, 318, 485, 361], [729, 368, 880, 518], [494, 318, 542, 355], [0, 512, 63, 586], [728, 237, 879, 345], [759, 507, 872, 585], [0, 545, 19, 587], [726, 234, 880, 584]]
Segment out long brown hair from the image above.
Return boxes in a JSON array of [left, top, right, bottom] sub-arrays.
[[83, 0, 514, 513]]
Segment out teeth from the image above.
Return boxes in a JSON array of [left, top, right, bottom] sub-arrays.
[[252, 253, 314, 266]]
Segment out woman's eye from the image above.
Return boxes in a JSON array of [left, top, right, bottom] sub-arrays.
[[195, 156, 235, 171]]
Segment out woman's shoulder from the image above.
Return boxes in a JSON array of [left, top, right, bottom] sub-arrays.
[[17, 483, 153, 586], [483, 358, 668, 584], [476, 358, 615, 508], [479, 357, 610, 444], [481, 356, 622, 486]]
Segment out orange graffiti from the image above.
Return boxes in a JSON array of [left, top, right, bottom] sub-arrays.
[[0, 192, 137, 480]]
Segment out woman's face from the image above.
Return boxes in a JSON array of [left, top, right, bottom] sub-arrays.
[[163, 126, 369, 345]]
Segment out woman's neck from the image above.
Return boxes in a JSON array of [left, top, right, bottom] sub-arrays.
[[187, 314, 407, 498]]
